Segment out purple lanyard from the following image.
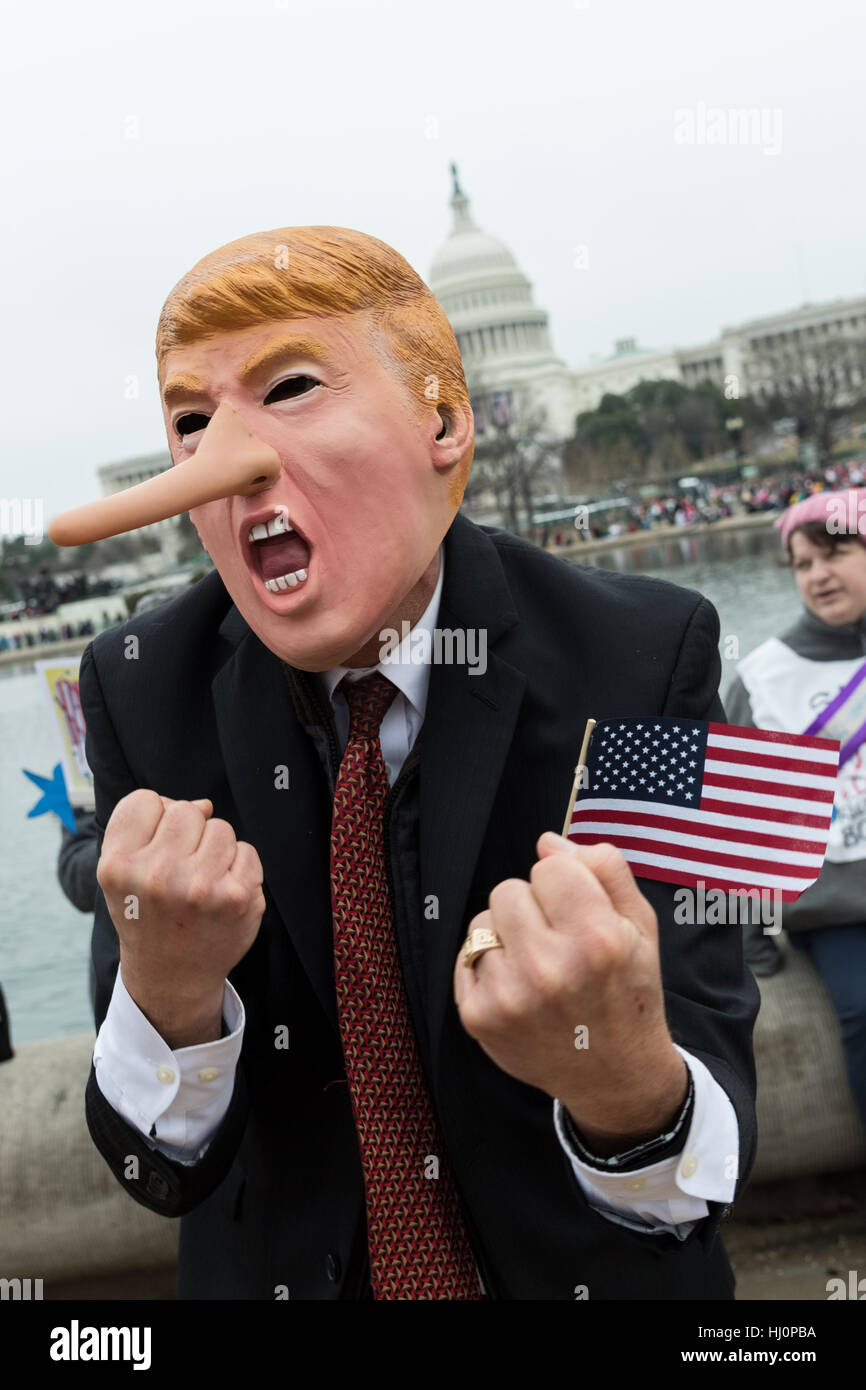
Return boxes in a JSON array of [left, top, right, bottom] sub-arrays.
[[803, 657, 866, 767]]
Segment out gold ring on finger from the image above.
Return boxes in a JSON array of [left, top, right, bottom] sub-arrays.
[[462, 926, 504, 969]]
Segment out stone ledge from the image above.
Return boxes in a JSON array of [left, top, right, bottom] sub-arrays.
[[0, 1032, 178, 1284]]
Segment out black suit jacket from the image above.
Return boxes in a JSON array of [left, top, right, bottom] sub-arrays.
[[81, 512, 759, 1300]]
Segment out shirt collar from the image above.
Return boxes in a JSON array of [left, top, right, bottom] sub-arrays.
[[318, 545, 445, 720]]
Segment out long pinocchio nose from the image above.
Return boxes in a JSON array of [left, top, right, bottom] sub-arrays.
[[48, 403, 282, 546]]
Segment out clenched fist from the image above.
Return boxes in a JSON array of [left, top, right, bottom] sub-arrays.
[[97, 789, 265, 1047], [454, 832, 688, 1153]]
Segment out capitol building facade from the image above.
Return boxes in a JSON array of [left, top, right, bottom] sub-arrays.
[[430, 164, 866, 444]]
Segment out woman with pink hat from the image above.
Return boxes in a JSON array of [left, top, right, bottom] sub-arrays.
[[725, 487, 866, 1130]]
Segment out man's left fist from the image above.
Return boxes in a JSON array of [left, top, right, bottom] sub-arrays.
[[453, 833, 688, 1150]]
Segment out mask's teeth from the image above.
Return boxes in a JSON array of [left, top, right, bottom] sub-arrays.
[[264, 568, 308, 593], [248, 512, 296, 544]]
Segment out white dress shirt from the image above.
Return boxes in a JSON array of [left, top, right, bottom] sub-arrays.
[[94, 542, 739, 1236]]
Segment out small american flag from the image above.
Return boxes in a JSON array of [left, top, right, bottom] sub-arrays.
[[566, 716, 840, 901]]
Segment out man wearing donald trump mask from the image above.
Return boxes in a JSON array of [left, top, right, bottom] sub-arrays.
[[75, 224, 758, 1299]]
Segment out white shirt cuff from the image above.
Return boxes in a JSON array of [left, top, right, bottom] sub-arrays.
[[93, 970, 244, 1159], [553, 1045, 739, 1234]]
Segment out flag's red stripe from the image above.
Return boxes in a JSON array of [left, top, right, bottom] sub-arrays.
[[708, 721, 838, 752], [625, 860, 801, 902], [705, 744, 839, 778], [702, 771, 836, 803], [569, 806, 826, 855], [699, 795, 832, 829], [569, 830, 813, 879]]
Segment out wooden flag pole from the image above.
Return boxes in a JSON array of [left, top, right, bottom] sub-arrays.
[[560, 717, 597, 838]]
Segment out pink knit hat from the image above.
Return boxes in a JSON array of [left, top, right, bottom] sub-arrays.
[[775, 487, 866, 549]]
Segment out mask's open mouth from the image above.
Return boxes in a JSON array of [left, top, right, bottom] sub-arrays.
[[246, 513, 312, 592]]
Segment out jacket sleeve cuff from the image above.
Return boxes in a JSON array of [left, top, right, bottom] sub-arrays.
[[553, 1045, 740, 1230], [92, 969, 244, 1158]]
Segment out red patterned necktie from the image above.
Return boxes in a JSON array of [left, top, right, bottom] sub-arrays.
[[329, 671, 482, 1300]]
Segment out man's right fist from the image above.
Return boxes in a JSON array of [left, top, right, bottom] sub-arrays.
[[96, 789, 266, 1047]]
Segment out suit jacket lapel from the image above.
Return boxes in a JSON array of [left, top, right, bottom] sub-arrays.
[[211, 611, 340, 1032], [420, 515, 526, 1073]]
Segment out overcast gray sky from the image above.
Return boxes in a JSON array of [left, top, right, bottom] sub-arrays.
[[3, 0, 864, 518]]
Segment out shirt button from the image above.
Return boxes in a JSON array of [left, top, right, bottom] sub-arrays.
[[198, 1067, 220, 1083], [155, 1066, 175, 1084], [623, 1177, 647, 1192], [681, 1154, 699, 1178]]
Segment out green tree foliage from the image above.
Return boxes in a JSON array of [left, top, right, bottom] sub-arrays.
[[565, 379, 766, 488]]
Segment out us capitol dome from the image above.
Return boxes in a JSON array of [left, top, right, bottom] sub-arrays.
[[427, 164, 575, 439]]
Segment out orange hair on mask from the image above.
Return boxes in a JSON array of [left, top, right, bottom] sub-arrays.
[[156, 225, 474, 508]]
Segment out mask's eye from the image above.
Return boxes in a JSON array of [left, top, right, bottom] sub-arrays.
[[175, 412, 211, 439], [263, 375, 320, 404]]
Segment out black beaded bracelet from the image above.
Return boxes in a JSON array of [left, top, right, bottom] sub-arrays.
[[562, 1068, 696, 1173]]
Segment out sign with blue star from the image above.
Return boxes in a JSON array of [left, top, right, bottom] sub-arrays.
[[22, 763, 77, 833]]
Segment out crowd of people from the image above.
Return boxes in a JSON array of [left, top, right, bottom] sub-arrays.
[[0, 614, 110, 653], [0, 567, 117, 621], [539, 458, 866, 547], [738, 458, 866, 514]]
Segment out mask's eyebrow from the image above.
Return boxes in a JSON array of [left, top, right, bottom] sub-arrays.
[[237, 334, 338, 384], [162, 372, 208, 409]]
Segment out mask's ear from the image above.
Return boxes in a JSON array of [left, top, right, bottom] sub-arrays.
[[430, 400, 474, 474]]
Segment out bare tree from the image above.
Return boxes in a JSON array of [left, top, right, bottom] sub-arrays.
[[463, 385, 563, 536], [749, 330, 866, 460]]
